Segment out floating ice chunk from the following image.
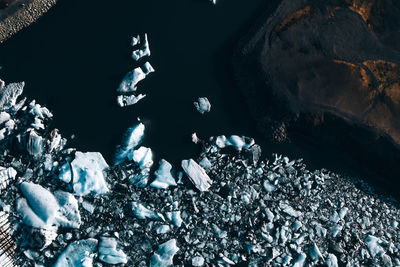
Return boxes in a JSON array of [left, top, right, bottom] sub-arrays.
[[98, 237, 128, 265], [19, 182, 58, 225], [192, 256, 205, 266], [131, 202, 164, 221], [27, 130, 44, 157], [131, 35, 140, 46], [28, 100, 52, 129], [214, 135, 255, 151], [365, 235, 385, 258], [309, 243, 324, 261], [117, 94, 146, 107], [156, 225, 171, 234], [132, 33, 151, 61], [59, 162, 72, 183], [54, 238, 98, 267], [212, 223, 227, 239], [293, 220, 302, 231], [330, 207, 348, 223], [199, 157, 212, 169], [0, 112, 10, 124], [133, 146, 153, 169], [181, 159, 212, 192], [115, 123, 145, 164], [210, 0, 217, 4], [117, 62, 155, 94], [53, 190, 81, 229], [0, 166, 16, 192], [292, 253, 307, 267], [48, 129, 63, 152], [325, 254, 338, 267], [150, 239, 179, 267], [0, 81, 26, 111], [279, 202, 302, 217], [59, 152, 109, 196], [330, 225, 342, 238], [263, 180, 276, 192], [150, 159, 177, 189], [17, 182, 81, 229], [193, 97, 211, 114], [171, 211, 182, 228]]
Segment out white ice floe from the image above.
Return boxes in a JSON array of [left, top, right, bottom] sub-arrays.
[[165, 211, 183, 228], [150, 159, 177, 189], [117, 62, 155, 94], [181, 159, 212, 192], [58, 152, 109, 196], [132, 146, 153, 169], [16, 182, 81, 229], [131, 35, 140, 46], [325, 254, 338, 267], [365, 235, 385, 258], [117, 94, 146, 107], [132, 33, 151, 61], [150, 239, 179, 267], [156, 225, 171, 234], [214, 135, 255, 151], [263, 180, 276, 192], [193, 97, 211, 114], [0, 81, 26, 111], [29, 100, 52, 130], [292, 253, 307, 267], [98, 236, 128, 265], [54, 238, 98, 267], [131, 202, 165, 221], [115, 123, 145, 165], [192, 256, 205, 266], [27, 130, 44, 157]]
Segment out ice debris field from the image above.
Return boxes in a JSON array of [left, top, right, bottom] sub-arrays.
[[0, 26, 399, 266]]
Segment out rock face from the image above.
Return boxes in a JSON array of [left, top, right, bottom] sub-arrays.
[[0, 0, 57, 43], [233, 0, 400, 196]]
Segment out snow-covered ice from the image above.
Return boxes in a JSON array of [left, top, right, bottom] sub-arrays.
[[181, 159, 212, 191]]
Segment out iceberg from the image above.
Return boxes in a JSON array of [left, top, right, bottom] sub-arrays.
[[27, 130, 44, 157], [54, 238, 98, 267], [132, 146, 153, 169], [193, 97, 211, 114], [16, 182, 81, 229], [150, 159, 177, 189], [117, 94, 146, 107], [117, 62, 155, 94], [132, 33, 151, 61], [98, 236, 128, 265], [131, 202, 165, 221], [150, 239, 179, 267], [58, 152, 109, 196], [115, 123, 145, 165], [131, 35, 140, 46], [181, 159, 212, 192], [214, 135, 255, 151], [0, 81, 26, 111]]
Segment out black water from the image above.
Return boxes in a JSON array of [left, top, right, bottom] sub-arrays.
[[0, 0, 396, 199]]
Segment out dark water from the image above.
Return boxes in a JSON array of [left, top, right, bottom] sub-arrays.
[[0, 0, 395, 199]]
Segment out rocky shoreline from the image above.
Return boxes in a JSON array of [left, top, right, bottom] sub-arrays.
[[0, 0, 56, 43]]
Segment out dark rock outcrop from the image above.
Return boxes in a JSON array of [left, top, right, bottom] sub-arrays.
[[0, 0, 56, 43], [233, 0, 400, 196]]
